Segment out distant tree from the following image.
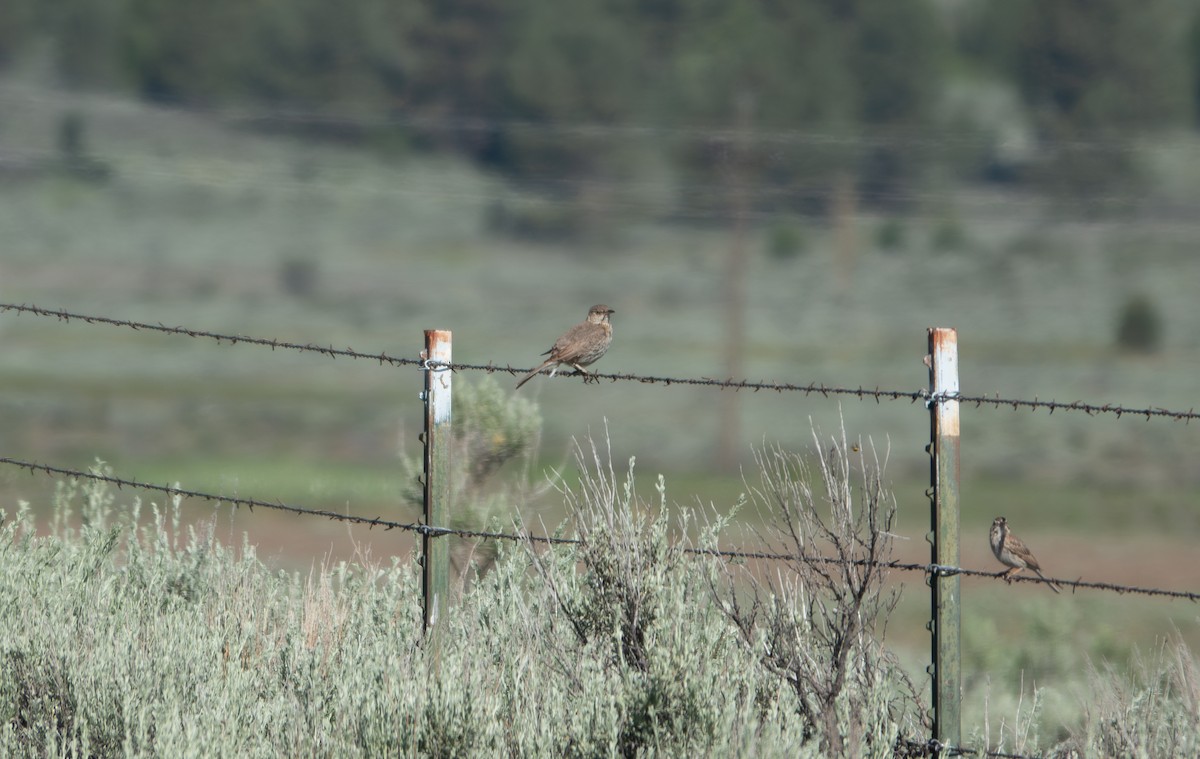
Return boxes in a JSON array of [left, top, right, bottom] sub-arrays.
[[232, 0, 425, 126], [1012, 0, 1190, 130], [497, 0, 644, 180], [49, 0, 127, 88], [1189, 9, 1200, 124], [1115, 293, 1164, 354], [985, 0, 1193, 198], [841, 0, 948, 207], [39, 0, 956, 210], [118, 0, 221, 101], [665, 0, 856, 216], [0, 0, 34, 67], [404, 0, 511, 159], [114, 0, 422, 114], [665, 0, 948, 215]]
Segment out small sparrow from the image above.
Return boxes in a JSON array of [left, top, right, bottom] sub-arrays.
[[515, 305, 614, 389], [989, 517, 1061, 593]]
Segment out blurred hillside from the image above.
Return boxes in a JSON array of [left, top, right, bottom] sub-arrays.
[[3, 0, 1198, 209], [2, 0, 1199, 515]]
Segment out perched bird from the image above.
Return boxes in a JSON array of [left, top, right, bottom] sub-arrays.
[[989, 516, 1061, 593], [515, 304, 614, 389]]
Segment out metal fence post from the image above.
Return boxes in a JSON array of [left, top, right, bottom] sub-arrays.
[[421, 330, 452, 660], [927, 327, 961, 754]]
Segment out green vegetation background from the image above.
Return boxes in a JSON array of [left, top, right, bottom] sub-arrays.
[[1, 1, 1200, 753]]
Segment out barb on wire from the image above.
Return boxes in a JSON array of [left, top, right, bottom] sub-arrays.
[[0, 303, 421, 367], [896, 555, 1200, 601], [591, 368, 932, 401], [5, 300, 1200, 422], [0, 302, 927, 401], [686, 545, 1200, 602], [0, 455, 581, 546], [953, 745, 1053, 759], [0, 454, 923, 574], [0, 455, 420, 531], [951, 391, 1198, 423], [419, 359, 936, 404], [1, 455, 1197, 601], [685, 545, 929, 574], [897, 737, 1051, 759]]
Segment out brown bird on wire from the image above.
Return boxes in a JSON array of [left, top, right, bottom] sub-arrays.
[[515, 304, 615, 389], [989, 516, 1061, 593]]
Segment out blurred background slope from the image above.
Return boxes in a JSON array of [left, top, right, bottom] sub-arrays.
[[1, 0, 1199, 564]]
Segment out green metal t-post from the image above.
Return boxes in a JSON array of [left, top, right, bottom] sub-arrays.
[[928, 327, 961, 754], [422, 330, 452, 664]]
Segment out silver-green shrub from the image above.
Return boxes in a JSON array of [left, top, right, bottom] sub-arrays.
[[714, 427, 926, 757], [4, 442, 1197, 757], [399, 375, 543, 576]]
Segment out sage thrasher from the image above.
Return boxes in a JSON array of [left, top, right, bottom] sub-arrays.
[[515, 304, 614, 389]]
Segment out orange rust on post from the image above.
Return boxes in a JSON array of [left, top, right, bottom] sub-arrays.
[[930, 329, 960, 437]]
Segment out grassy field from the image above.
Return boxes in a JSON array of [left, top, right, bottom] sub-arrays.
[[2, 80, 1199, 752]]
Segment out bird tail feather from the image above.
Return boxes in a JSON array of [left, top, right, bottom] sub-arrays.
[[1034, 569, 1062, 594], [515, 359, 556, 389]]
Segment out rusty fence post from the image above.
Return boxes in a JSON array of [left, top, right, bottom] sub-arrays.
[[927, 327, 961, 754], [421, 330, 452, 663]]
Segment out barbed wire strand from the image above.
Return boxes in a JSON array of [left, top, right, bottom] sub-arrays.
[[1, 455, 1196, 602], [4, 301, 1199, 423], [902, 739, 1032, 758], [0, 455, 566, 543], [897, 737, 1053, 759], [956, 745, 1057, 759], [903, 738, 1053, 759], [0, 302, 421, 367]]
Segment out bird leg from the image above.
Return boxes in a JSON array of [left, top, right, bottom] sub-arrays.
[[572, 364, 598, 383]]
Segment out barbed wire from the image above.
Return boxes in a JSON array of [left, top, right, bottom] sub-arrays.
[[4, 301, 1200, 424], [1, 455, 1196, 602], [949, 393, 1197, 422], [0, 455, 428, 532], [938, 564, 1200, 601], [697, 546, 1200, 602], [898, 737, 1052, 759], [0, 302, 421, 367]]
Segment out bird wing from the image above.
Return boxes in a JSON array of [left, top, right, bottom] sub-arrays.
[[1007, 536, 1041, 570], [549, 322, 600, 361]]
